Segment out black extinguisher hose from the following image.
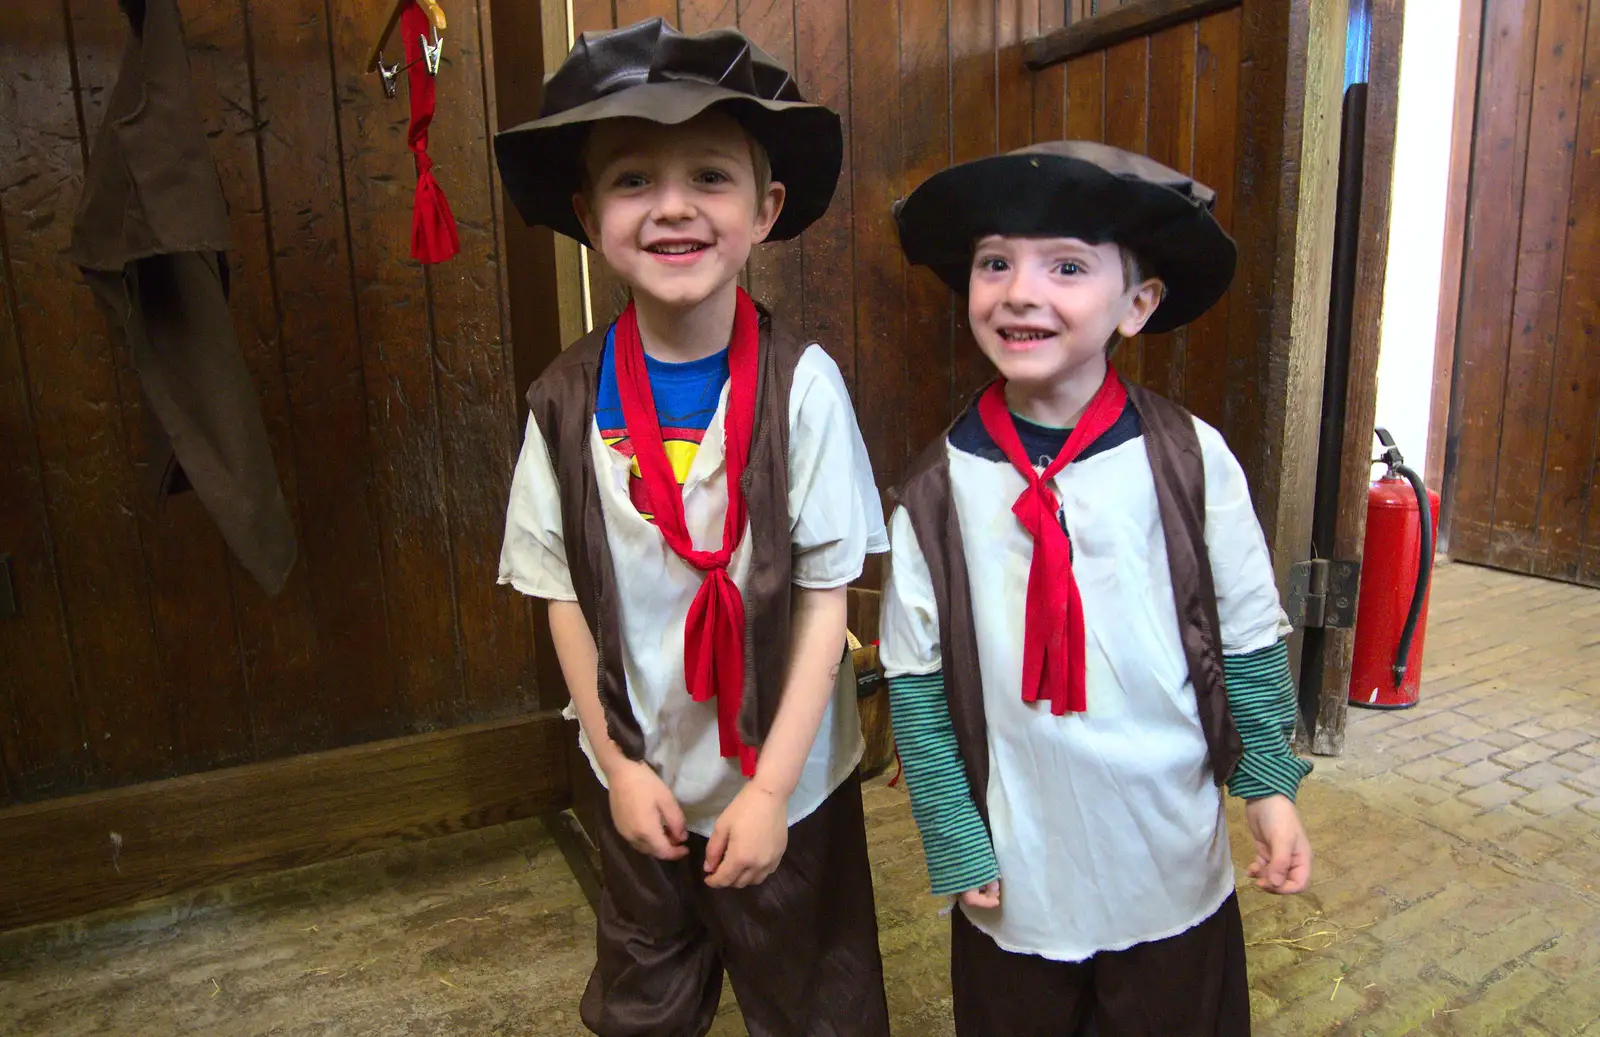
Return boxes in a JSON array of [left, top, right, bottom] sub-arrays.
[[1377, 431, 1434, 688]]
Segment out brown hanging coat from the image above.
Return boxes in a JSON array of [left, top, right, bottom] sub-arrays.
[[70, 0, 296, 595]]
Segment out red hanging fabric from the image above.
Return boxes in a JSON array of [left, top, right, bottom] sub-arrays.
[[613, 290, 763, 777], [975, 368, 1129, 716], [401, 0, 460, 264]]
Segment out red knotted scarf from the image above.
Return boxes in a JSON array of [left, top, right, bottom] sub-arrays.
[[614, 290, 761, 776], [402, 0, 460, 264], [976, 367, 1129, 715]]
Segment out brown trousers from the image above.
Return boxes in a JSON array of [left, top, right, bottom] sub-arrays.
[[581, 776, 891, 1037], [951, 894, 1251, 1037]]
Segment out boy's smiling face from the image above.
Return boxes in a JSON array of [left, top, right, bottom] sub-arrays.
[[574, 112, 785, 313], [967, 235, 1163, 392]]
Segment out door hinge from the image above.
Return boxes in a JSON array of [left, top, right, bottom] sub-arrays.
[[1288, 559, 1359, 629]]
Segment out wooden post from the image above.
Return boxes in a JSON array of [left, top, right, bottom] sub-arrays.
[[1225, 0, 1346, 669], [1310, 0, 1405, 756]]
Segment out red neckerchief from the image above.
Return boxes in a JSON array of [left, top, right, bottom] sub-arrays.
[[975, 367, 1129, 715], [402, 0, 460, 264], [614, 290, 761, 776]]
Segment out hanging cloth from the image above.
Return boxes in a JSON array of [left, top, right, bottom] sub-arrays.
[[402, 0, 460, 263]]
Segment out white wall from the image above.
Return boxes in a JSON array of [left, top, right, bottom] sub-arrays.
[[1373, 0, 1462, 474]]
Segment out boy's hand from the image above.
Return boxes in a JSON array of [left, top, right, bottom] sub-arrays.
[[703, 784, 788, 889], [1244, 794, 1312, 894], [959, 880, 1001, 910], [608, 759, 689, 861]]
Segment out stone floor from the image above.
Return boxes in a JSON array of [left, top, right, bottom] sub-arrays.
[[3, 561, 1600, 1036]]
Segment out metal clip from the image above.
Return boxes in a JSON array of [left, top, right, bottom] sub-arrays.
[[421, 30, 443, 75], [378, 56, 401, 98]]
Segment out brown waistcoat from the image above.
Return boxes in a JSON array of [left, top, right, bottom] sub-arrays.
[[525, 306, 809, 760], [895, 383, 1243, 827]]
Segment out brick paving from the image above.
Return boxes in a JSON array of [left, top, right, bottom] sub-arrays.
[[3, 560, 1597, 1036], [1242, 560, 1600, 1036]]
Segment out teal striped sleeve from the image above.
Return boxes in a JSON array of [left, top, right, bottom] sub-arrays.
[[1225, 640, 1314, 801], [887, 670, 1000, 896]]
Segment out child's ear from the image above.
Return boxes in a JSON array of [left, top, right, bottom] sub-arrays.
[[573, 192, 600, 244], [751, 180, 787, 245], [1117, 277, 1166, 339]]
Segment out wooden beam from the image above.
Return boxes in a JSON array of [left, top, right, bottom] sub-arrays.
[[1312, 0, 1406, 756], [1427, 0, 1483, 501], [1024, 0, 1240, 69], [0, 713, 571, 932], [1225, 0, 1343, 608]]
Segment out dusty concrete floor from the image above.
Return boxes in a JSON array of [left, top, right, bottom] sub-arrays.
[[4, 561, 1600, 1037]]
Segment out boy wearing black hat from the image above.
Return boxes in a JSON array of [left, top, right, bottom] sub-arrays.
[[494, 19, 890, 1037], [880, 141, 1314, 1035]]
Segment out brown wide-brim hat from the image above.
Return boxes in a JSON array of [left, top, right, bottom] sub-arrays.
[[494, 18, 843, 246], [893, 141, 1236, 334]]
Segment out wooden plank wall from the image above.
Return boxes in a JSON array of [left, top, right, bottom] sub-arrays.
[[565, 0, 1251, 539], [0, 0, 544, 807], [1446, 0, 1600, 587]]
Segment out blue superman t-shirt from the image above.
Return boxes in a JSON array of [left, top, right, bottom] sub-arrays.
[[595, 326, 730, 521]]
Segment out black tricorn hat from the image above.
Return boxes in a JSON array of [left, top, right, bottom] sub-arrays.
[[494, 18, 843, 247], [893, 141, 1236, 334]]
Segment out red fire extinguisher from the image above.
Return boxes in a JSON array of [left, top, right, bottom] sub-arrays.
[[1349, 429, 1441, 709]]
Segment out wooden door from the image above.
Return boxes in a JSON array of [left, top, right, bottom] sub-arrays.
[[1445, 0, 1600, 586]]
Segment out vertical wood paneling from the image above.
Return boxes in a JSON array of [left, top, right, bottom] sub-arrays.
[[618, 0, 680, 24], [30, 1, 168, 784], [1552, 1, 1600, 583], [1184, 7, 1240, 430], [0, 5, 86, 799], [1142, 22, 1197, 403], [680, 0, 736, 30], [849, 0, 906, 483], [901, 0, 954, 459], [1448, 0, 1543, 564], [739, 0, 805, 324], [248, 0, 397, 749], [202, 0, 325, 752], [572, 1, 631, 327], [424, 0, 539, 718], [999, 0, 1040, 153], [1487, 0, 1586, 574], [331, 0, 461, 730], [794, 0, 856, 389], [1033, 0, 1068, 142], [1102, 37, 1149, 384], [950, 0, 1000, 411], [1449, 0, 1600, 588], [1064, 51, 1106, 140]]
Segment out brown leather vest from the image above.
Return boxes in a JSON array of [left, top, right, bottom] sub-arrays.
[[895, 383, 1243, 827], [525, 306, 809, 760]]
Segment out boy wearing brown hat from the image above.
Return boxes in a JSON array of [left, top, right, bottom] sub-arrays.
[[494, 19, 890, 1037], [880, 142, 1315, 1036]]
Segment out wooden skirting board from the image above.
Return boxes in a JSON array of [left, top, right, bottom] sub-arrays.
[[0, 713, 572, 932]]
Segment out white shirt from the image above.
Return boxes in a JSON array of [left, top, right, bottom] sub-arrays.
[[500, 344, 888, 836], [879, 413, 1286, 961]]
